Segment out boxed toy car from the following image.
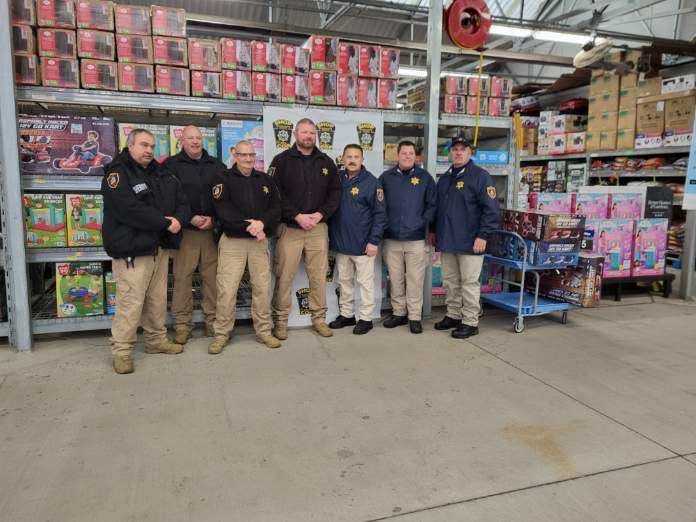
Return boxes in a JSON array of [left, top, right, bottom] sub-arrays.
[[189, 38, 220, 71], [251, 40, 280, 72], [356, 77, 377, 108], [359, 45, 380, 77], [573, 193, 609, 220], [528, 192, 575, 214], [151, 5, 186, 38], [117, 123, 169, 163], [535, 253, 604, 307], [609, 192, 642, 219], [104, 271, 116, 315], [40, 57, 79, 88], [13, 24, 35, 54], [280, 44, 297, 75], [116, 34, 153, 63], [37, 0, 76, 28], [337, 42, 358, 75], [441, 95, 466, 114], [502, 209, 585, 242], [77, 29, 114, 60], [191, 70, 220, 98], [487, 97, 510, 117], [596, 219, 634, 278], [489, 76, 512, 98], [377, 78, 397, 109], [220, 38, 251, 70], [76, 0, 114, 30], [153, 36, 187, 66], [466, 95, 488, 115], [118, 62, 153, 92], [170, 126, 217, 157], [12, 0, 36, 25], [80, 59, 117, 90], [632, 218, 667, 276], [15, 54, 40, 85], [295, 47, 310, 75], [307, 35, 338, 70], [221, 69, 251, 100], [38, 28, 76, 57], [66, 193, 103, 246], [55, 261, 104, 317], [114, 4, 150, 35], [155, 64, 189, 95], [23, 193, 66, 247], [309, 71, 336, 105], [252, 72, 281, 102], [468, 76, 490, 96], [337, 74, 357, 107], [380, 47, 399, 79]]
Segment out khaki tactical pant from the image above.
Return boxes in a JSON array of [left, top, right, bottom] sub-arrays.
[[171, 228, 218, 328], [335, 253, 376, 321], [213, 235, 273, 337], [383, 239, 428, 321], [110, 248, 170, 356], [442, 253, 484, 326], [272, 222, 329, 324]]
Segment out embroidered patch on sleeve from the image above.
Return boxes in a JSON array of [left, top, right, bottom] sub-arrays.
[[212, 183, 223, 200], [107, 172, 120, 189], [487, 186, 497, 199], [268, 166, 276, 177]]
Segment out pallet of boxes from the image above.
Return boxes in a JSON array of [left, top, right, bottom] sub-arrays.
[[440, 76, 513, 117]]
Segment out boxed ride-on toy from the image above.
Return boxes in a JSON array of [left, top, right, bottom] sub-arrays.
[[55, 261, 104, 318], [18, 115, 116, 175], [66, 193, 103, 246], [533, 253, 604, 307], [23, 193, 67, 248]]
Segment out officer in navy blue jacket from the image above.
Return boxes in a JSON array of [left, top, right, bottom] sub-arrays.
[[379, 140, 437, 334], [328, 144, 387, 335], [431, 137, 500, 339]]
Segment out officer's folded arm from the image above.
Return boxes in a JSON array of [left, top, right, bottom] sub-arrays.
[[104, 177, 171, 232]]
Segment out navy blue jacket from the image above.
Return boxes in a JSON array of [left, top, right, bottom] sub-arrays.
[[434, 161, 501, 254], [379, 165, 437, 241], [329, 167, 386, 256]]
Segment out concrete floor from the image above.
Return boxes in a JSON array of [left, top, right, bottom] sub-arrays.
[[1, 295, 696, 521]]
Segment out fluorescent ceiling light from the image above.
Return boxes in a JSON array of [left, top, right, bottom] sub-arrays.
[[442, 71, 489, 78], [533, 30, 593, 44], [398, 66, 428, 78], [490, 24, 533, 38]]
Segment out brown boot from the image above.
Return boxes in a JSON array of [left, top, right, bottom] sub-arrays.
[[113, 354, 134, 374], [312, 320, 333, 338], [204, 323, 215, 337], [208, 335, 229, 355], [145, 339, 184, 354], [173, 325, 192, 344], [256, 334, 282, 349], [273, 323, 288, 340]]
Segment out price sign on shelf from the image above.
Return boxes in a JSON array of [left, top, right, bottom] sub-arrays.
[[683, 113, 696, 210]]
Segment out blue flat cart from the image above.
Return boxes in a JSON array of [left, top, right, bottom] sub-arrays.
[[482, 230, 575, 333]]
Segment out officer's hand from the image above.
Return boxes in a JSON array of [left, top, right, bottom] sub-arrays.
[[199, 216, 214, 230], [473, 238, 487, 254], [166, 217, 181, 234], [308, 212, 323, 224], [427, 232, 437, 246], [245, 219, 264, 236], [365, 243, 378, 257], [191, 215, 206, 228], [295, 214, 315, 230]]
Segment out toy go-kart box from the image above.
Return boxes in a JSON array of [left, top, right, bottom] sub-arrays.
[[23, 193, 67, 248], [632, 218, 668, 276], [535, 253, 604, 307], [18, 114, 116, 175], [502, 209, 585, 242], [596, 219, 635, 278], [55, 261, 104, 318], [66, 193, 103, 246], [118, 123, 169, 163]]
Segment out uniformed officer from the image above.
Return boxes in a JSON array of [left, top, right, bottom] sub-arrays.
[[431, 137, 500, 339], [208, 140, 282, 353], [162, 125, 226, 344], [102, 129, 191, 374], [328, 144, 386, 335], [379, 140, 437, 334], [269, 118, 341, 339]]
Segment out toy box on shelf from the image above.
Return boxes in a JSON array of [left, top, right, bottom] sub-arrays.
[[532, 254, 604, 307], [527, 192, 575, 214], [56, 261, 104, 318], [632, 218, 668, 276], [169, 126, 218, 157], [502, 209, 585, 242], [573, 193, 610, 220], [596, 219, 635, 278], [118, 123, 169, 163], [104, 271, 117, 315], [66, 193, 103, 247], [24, 193, 67, 248]]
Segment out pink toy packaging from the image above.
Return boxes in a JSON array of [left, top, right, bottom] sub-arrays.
[[528, 192, 575, 214], [609, 193, 642, 219], [581, 218, 602, 253], [573, 193, 609, 219], [597, 219, 635, 278], [632, 218, 667, 276]]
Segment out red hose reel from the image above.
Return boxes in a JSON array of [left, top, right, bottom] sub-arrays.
[[445, 0, 492, 50]]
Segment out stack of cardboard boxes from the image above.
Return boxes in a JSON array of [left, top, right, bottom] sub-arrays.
[[537, 111, 587, 155], [636, 74, 695, 148], [440, 76, 513, 116], [519, 116, 538, 156]]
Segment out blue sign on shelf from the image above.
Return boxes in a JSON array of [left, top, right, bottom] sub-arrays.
[[473, 150, 509, 164]]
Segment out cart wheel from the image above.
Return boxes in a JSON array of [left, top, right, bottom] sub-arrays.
[[561, 311, 568, 325], [513, 317, 525, 333]]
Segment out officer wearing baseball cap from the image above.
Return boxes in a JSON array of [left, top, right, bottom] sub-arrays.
[[430, 136, 500, 339]]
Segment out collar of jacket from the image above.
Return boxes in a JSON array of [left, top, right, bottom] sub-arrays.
[[175, 148, 214, 165], [288, 143, 321, 159], [230, 163, 263, 178], [342, 166, 369, 184], [451, 160, 472, 177], [389, 165, 421, 177], [120, 148, 160, 176]]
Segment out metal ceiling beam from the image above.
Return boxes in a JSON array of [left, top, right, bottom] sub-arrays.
[[321, 3, 351, 29]]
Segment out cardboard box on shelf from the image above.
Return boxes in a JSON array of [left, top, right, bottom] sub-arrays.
[[155, 64, 189, 96], [114, 4, 150, 35], [616, 128, 635, 150], [337, 42, 358, 75], [377, 78, 397, 109], [520, 116, 539, 128], [536, 135, 553, 155], [619, 86, 637, 110], [380, 47, 399, 79], [595, 92, 619, 113], [632, 218, 668, 276], [643, 186, 674, 219], [80, 59, 117, 90], [467, 76, 489, 96], [441, 95, 466, 114], [150, 5, 186, 38], [636, 76, 661, 97], [221, 69, 251, 100], [40, 56, 78, 87], [38, 28, 76, 58], [23, 193, 66, 247], [280, 44, 297, 75], [190, 70, 220, 98], [661, 74, 695, 94], [118, 62, 153, 92], [295, 47, 310, 75], [15, 54, 40, 85], [574, 193, 609, 220], [585, 131, 601, 152], [358, 44, 380, 78], [609, 193, 642, 219], [442, 76, 467, 95], [356, 77, 376, 108], [599, 111, 618, 132], [566, 163, 588, 192], [104, 271, 116, 315], [55, 261, 104, 318], [590, 71, 620, 96], [535, 254, 604, 308], [489, 76, 512, 98], [488, 97, 510, 117], [634, 134, 663, 149], [502, 209, 585, 241], [153, 36, 187, 66], [308, 35, 338, 70], [77, 29, 114, 60], [13, 24, 35, 55], [309, 71, 336, 105], [466, 95, 488, 115], [118, 123, 168, 162], [37, 0, 75, 28], [663, 95, 695, 147], [565, 132, 586, 153], [19, 114, 116, 175], [220, 38, 250, 71], [12, 0, 35, 25], [188, 38, 220, 71], [251, 40, 280, 73], [620, 72, 638, 89], [252, 71, 281, 102], [550, 114, 587, 135], [617, 108, 636, 130], [336, 74, 357, 107], [548, 134, 566, 155], [539, 110, 558, 127], [599, 131, 617, 150], [636, 101, 665, 135], [597, 219, 635, 279], [116, 34, 152, 63], [76, 0, 114, 30], [169, 126, 217, 156], [528, 192, 576, 214], [66, 193, 103, 246]]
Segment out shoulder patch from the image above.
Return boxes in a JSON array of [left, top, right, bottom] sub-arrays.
[[212, 183, 223, 200], [267, 166, 276, 177], [376, 188, 384, 202], [107, 172, 120, 189], [487, 186, 497, 199]]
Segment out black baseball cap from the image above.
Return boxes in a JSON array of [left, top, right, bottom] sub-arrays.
[[450, 136, 472, 148]]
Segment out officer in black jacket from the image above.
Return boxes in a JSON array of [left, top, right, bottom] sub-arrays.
[[268, 118, 341, 340], [102, 128, 190, 374], [162, 126, 226, 345], [208, 140, 282, 354]]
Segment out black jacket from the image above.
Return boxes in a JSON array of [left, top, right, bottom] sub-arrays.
[[161, 149, 226, 229], [268, 144, 341, 227], [211, 164, 281, 239], [102, 149, 190, 259]]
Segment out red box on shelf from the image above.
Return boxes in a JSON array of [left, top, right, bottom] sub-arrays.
[[114, 4, 150, 35], [502, 209, 585, 241], [337, 43, 358, 75], [13, 24, 36, 55], [293, 75, 309, 103], [151, 5, 186, 38], [77, 29, 114, 60], [155, 65, 189, 95], [489, 76, 513, 98], [221, 70, 251, 100], [118, 62, 154, 92], [295, 47, 310, 75], [13, 0, 36, 25], [380, 47, 399, 79], [220, 38, 251, 70], [308, 35, 337, 70], [116, 34, 152, 63], [153, 36, 187, 66], [356, 77, 376, 108], [80, 59, 117, 90], [441, 95, 466, 114], [359, 45, 380, 78], [188, 38, 220, 71], [309, 71, 336, 105], [15, 54, 40, 85], [337, 74, 357, 107], [76, 0, 114, 30], [466, 95, 488, 115], [281, 74, 296, 103], [377, 78, 397, 109], [251, 40, 280, 73], [38, 28, 76, 58], [252, 72, 281, 102], [40, 57, 79, 88], [191, 70, 220, 98], [37, 0, 75, 28], [281, 44, 297, 75], [488, 97, 511, 117], [468, 76, 490, 96], [443, 76, 467, 95]]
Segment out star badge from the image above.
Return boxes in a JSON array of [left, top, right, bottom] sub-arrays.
[[456, 181, 464, 190], [263, 185, 269, 194], [322, 167, 329, 176], [410, 176, 419, 186], [350, 186, 359, 196]]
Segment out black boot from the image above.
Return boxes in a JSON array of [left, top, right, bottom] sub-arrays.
[[434, 316, 461, 330], [383, 314, 408, 328], [353, 320, 373, 335], [409, 320, 423, 334], [329, 315, 356, 329], [452, 324, 479, 339]]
